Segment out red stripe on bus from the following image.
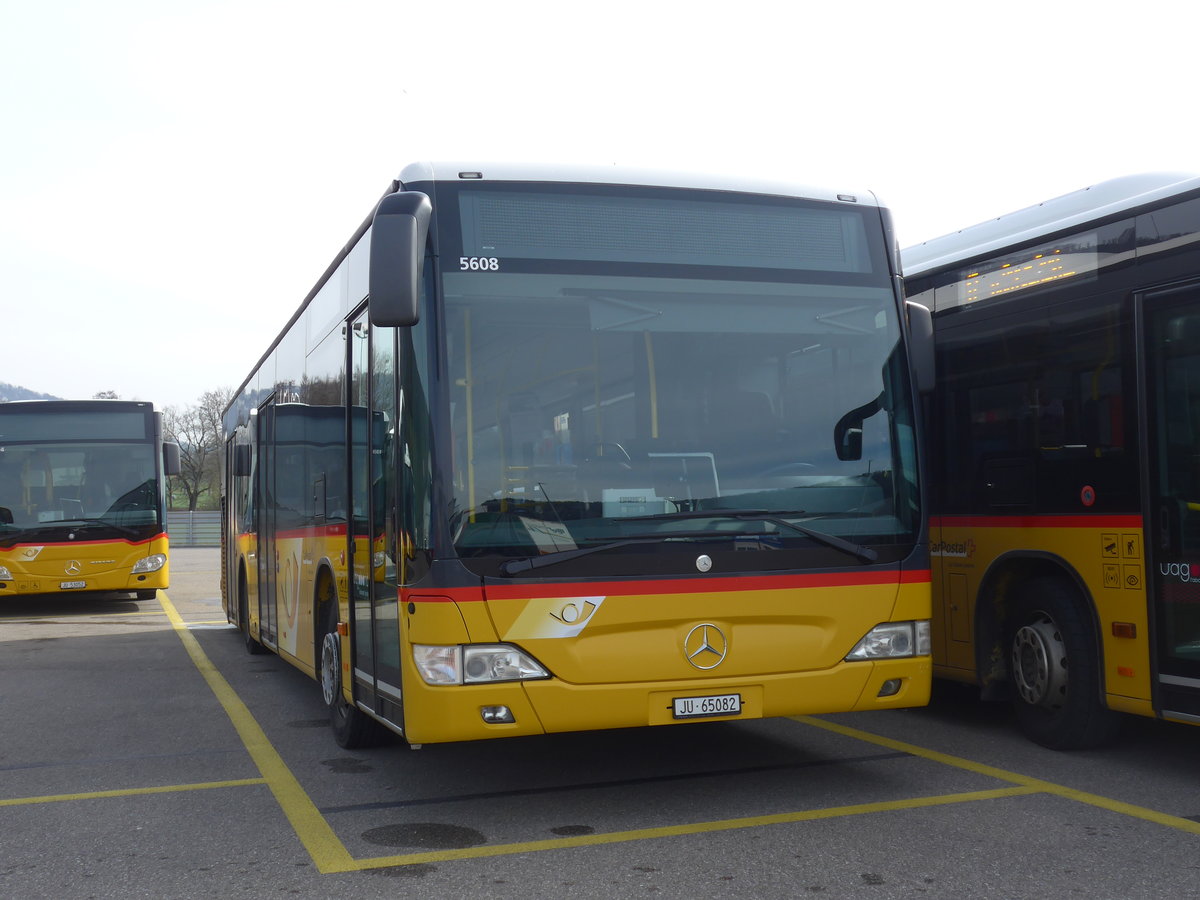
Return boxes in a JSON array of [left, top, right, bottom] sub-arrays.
[[931, 515, 1143, 530], [270, 524, 350, 541]]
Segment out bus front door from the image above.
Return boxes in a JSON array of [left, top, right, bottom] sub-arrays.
[[347, 309, 404, 732], [348, 312, 377, 708], [1143, 284, 1200, 722], [255, 398, 278, 648]]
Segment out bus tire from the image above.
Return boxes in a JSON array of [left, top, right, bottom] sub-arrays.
[[136, 590, 157, 601], [240, 569, 267, 655], [318, 594, 386, 749], [1007, 577, 1120, 750]]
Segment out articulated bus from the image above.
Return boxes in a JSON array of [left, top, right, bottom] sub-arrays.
[[0, 400, 181, 601], [222, 162, 933, 748], [904, 172, 1200, 748]]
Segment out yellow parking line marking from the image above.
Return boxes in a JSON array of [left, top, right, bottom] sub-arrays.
[[0, 779, 266, 808], [150, 592, 1198, 874], [158, 593, 356, 873], [332, 785, 1038, 872], [794, 715, 1200, 836]]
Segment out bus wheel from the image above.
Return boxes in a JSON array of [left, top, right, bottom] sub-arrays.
[[136, 590, 157, 601], [240, 571, 266, 655], [318, 603, 386, 749], [1008, 577, 1120, 750]]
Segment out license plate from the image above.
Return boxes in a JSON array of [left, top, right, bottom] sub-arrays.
[[59, 581, 87, 589], [673, 693, 741, 719]]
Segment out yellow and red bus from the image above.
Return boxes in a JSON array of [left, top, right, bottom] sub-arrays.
[[0, 400, 180, 601], [222, 163, 933, 748], [904, 172, 1200, 748]]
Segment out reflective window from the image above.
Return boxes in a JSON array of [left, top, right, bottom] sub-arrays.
[[934, 304, 1134, 514], [435, 184, 918, 576], [1137, 197, 1200, 259], [0, 442, 158, 531]]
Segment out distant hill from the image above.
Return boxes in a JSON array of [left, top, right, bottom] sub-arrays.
[[0, 382, 62, 402]]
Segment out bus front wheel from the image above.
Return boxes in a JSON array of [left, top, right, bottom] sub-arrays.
[[1007, 577, 1120, 750], [318, 601, 387, 749]]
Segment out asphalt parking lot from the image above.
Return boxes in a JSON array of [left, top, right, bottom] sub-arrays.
[[2, 547, 1198, 899]]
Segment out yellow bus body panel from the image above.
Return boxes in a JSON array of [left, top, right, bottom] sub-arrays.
[[234, 527, 351, 679], [931, 516, 1152, 708], [399, 575, 931, 744], [0, 535, 169, 598]]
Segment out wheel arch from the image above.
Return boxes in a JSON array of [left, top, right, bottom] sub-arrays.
[[973, 550, 1105, 701], [312, 557, 340, 660]]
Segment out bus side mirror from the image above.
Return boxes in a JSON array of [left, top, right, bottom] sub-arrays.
[[163, 442, 182, 477], [834, 394, 883, 461], [906, 301, 934, 394], [369, 191, 432, 328], [233, 443, 251, 477], [834, 416, 863, 461], [0, 506, 12, 525]]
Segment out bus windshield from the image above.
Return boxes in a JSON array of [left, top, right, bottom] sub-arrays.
[[440, 185, 919, 575], [0, 441, 160, 542]]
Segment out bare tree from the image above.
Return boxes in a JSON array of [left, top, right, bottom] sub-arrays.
[[93, 390, 120, 399], [163, 388, 233, 510]]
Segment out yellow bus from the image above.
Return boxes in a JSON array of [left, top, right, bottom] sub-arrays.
[[222, 163, 934, 748], [904, 172, 1200, 748], [0, 400, 180, 601]]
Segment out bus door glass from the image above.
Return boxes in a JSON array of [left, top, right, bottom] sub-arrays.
[[1143, 285, 1200, 701], [255, 399, 278, 647], [349, 312, 375, 688], [369, 321, 402, 697]]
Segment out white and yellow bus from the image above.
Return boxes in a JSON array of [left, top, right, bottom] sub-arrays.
[[222, 163, 933, 748], [0, 400, 180, 601]]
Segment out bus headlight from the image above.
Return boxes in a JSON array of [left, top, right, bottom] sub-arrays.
[[0, 565, 11, 581], [464, 646, 549, 683], [413, 644, 550, 685], [132, 554, 167, 574], [845, 621, 931, 660]]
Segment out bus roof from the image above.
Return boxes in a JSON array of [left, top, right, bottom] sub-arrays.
[[223, 163, 890, 420], [902, 172, 1200, 278], [396, 161, 884, 208], [0, 399, 153, 411]]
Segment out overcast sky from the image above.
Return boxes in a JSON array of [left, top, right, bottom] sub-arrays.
[[3, 0, 1196, 408]]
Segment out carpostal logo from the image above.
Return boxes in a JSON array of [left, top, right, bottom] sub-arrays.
[[1160, 562, 1200, 583], [930, 538, 976, 559]]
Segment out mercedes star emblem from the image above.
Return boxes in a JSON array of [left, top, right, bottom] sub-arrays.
[[683, 623, 728, 669]]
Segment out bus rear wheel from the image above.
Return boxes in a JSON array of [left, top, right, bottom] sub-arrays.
[[1007, 577, 1120, 750], [318, 595, 387, 749]]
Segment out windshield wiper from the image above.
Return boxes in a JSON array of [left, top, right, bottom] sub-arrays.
[[0, 526, 29, 548], [623, 509, 878, 564], [498, 516, 877, 576], [499, 536, 672, 576], [0, 518, 142, 545], [500, 528, 779, 575], [68, 517, 142, 538]]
